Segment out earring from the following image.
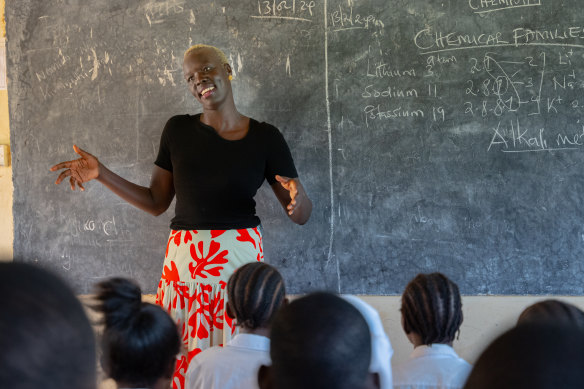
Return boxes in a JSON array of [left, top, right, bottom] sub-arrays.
[[228, 75, 233, 81]]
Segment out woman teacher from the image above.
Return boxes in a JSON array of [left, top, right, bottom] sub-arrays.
[[51, 44, 312, 388]]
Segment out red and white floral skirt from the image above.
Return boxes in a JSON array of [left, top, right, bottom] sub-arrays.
[[156, 227, 263, 389]]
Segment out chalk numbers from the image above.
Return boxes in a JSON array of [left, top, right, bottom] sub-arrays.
[[463, 52, 548, 118], [300, 0, 316, 15], [257, 0, 315, 17], [482, 100, 489, 117], [469, 57, 483, 74], [425, 57, 434, 77], [466, 80, 478, 96], [432, 106, 445, 122]]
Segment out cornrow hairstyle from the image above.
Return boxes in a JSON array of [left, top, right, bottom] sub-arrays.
[[517, 299, 584, 329], [93, 278, 180, 388], [401, 272, 463, 345], [227, 262, 286, 330], [269, 292, 372, 389], [0, 262, 96, 389], [184, 44, 229, 65]]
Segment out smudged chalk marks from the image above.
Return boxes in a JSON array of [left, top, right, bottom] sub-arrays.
[[90, 48, 99, 80], [286, 54, 291, 76]]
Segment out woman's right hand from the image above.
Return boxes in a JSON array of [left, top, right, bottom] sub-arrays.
[[50, 145, 100, 191]]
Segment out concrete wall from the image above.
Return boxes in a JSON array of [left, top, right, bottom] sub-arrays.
[[361, 295, 584, 366], [136, 294, 584, 367]]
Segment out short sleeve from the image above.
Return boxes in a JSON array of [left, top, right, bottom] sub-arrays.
[[263, 124, 298, 185], [154, 116, 176, 172]]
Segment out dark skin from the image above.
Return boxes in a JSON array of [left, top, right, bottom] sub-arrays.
[[51, 47, 312, 224]]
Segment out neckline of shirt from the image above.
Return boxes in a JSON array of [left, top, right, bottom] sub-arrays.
[[228, 333, 270, 351], [192, 113, 255, 143], [410, 343, 459, 359]]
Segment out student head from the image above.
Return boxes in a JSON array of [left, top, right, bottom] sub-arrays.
[[463, 323, 584, 389], [93, 277, 180, 389], [259, 292, 378, 389], [226, 262, 286, 333], [0, 262, 96, 389], [400, 272, 463, 346], [517, 299, 584, 328]]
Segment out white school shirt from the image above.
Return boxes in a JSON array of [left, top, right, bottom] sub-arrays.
[[343, 295, 394, 389], [393, 344, 472, 389], [185, 333, 270, 389]]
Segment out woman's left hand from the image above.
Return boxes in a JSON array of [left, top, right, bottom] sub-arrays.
[[271, 175, 312, 224], [275, 175, 299, 215]]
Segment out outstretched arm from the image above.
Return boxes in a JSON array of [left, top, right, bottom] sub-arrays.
[[51, 145, 175, 216], [271, 175, 312, 225]]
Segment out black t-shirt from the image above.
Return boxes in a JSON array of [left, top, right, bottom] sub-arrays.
[[155, 114, 298, 230]]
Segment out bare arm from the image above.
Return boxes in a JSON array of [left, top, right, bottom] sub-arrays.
[[51, 145, 175, 216], [97, 164, 174, 216], [271, 175, 312, 225]]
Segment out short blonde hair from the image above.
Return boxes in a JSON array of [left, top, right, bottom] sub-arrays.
[[183, 44, 229, 65]]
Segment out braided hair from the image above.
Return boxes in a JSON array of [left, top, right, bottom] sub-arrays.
[[401, 272, 463, 345], [93, 278, 180, 388], [227, 262, 286, 330]]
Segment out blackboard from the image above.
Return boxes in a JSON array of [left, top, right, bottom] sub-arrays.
[[7, 0, 584, 294]]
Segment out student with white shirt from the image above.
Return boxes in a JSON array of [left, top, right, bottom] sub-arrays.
[[258, 292, 380, 389], [186, 262, 286, 389], [393, 273, 471, 389]]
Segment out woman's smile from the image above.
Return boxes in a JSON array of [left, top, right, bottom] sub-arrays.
[[200, 86, 216, 98]]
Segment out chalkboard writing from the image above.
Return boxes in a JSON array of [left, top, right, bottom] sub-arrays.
[[7, 0, 584, 294]]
